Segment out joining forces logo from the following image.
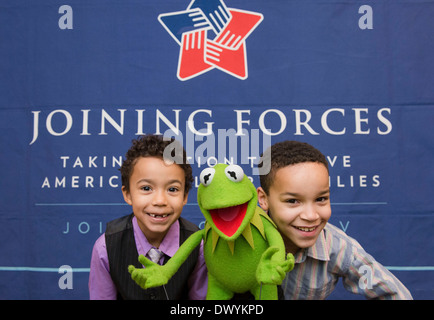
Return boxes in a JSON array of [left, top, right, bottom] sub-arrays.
[[158, 0, 263, 80]]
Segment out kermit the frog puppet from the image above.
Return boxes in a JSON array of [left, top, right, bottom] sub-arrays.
[[129, 164, 294, 299]]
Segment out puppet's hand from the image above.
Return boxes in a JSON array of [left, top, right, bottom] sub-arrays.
[[128, 255, 169, 289], [256, 247, 295, 285]]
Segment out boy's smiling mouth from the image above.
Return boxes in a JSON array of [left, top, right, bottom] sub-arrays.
[[147, 213, 170, 219], [293, 225, 318, 232]]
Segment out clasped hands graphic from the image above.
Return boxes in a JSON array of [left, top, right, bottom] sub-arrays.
[[158, 0, 263, 80]]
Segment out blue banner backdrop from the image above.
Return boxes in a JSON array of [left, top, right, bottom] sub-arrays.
[[0, 0, 433, 299]]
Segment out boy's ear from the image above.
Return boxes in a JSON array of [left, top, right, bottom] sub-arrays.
[[182, 191, 189, 206], [122, 186, 133, 206], [257, 187, 269, 212]]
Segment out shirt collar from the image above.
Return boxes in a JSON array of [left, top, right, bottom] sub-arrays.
[[293, 227, 330, 263], [132, 216, 180, 258]]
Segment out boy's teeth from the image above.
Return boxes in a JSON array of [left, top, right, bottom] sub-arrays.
[[149, 213, 168, 218], [296, 226, 316, 232]]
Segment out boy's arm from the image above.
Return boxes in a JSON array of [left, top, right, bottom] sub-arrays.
[[342, 242, 413, 300], [187, 239, 208, 300], [88, 234, 117, 300]]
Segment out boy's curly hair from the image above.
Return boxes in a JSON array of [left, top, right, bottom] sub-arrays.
[[259, 140, 328, 195], [120, 135, 193, 194]]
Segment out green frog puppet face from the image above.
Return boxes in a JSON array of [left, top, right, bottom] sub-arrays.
[[197, 164, 258, 241]]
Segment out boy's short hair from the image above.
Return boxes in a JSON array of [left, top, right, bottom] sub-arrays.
[[259, 140, 328, 194], [120, 135, 193, 194]]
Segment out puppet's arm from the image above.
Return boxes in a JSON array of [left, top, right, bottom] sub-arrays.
[[256, 216, 295, 285], [129, 229, 204, 289]]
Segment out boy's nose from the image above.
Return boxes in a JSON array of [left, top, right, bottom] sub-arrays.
[[300, 203, 320, 222], [152, 190, 168, 206]]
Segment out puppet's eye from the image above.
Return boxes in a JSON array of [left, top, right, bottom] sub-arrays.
[[225, 165, 244, 183], [200, 167, 215, 187]]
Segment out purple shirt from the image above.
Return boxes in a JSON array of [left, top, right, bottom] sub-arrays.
[[89, 216, 208, 300]]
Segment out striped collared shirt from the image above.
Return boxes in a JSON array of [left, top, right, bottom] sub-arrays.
[[281, 223, 413, 300]]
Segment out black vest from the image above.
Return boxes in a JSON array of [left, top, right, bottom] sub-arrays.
[[105, 213, 200, 300]]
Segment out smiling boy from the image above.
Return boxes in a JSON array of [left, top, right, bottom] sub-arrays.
[[123, 156, 187, 248], [257, 140, 412, 299], [89, 135, 207, 300]]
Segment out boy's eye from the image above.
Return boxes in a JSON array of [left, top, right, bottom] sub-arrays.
[[141, 186, 151, 191], [285, 199, 298, 204], [168, 187, 179, 193], [317, 196, 329, 202]]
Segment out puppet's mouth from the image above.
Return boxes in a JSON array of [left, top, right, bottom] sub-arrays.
[[209, 202, 248, 237]]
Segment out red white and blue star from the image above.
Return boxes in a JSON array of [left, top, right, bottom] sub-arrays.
[[158, 0, 263, 80]]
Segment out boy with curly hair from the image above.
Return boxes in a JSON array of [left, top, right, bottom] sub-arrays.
[[89, 135, 207, 299]]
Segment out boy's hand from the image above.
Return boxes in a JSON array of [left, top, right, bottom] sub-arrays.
[[256, 247, 295, 285], [128, 255, 169, 289]]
